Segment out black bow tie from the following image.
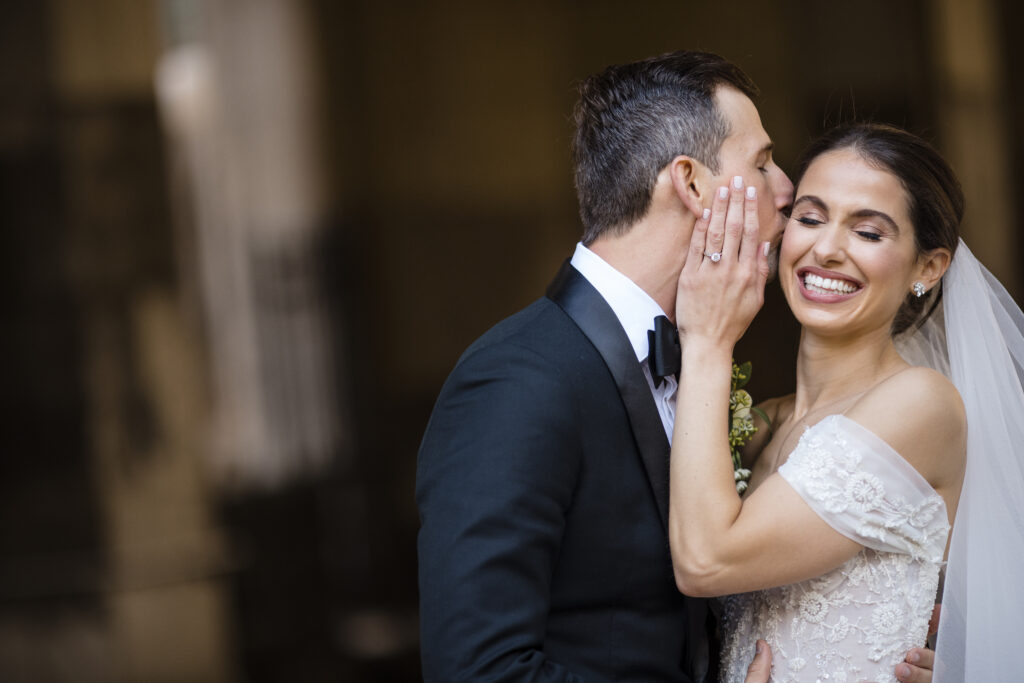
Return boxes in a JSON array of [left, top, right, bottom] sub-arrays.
[[648, 315, 680, 387]]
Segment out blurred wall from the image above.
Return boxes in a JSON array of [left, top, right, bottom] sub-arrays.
[[2, 0, 234, 681], [1, 0, 1021, 681]]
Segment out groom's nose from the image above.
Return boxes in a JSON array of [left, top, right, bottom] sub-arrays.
[[773, 168, 794, 215]]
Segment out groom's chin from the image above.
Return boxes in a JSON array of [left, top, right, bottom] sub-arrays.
[[766, 247, 780, 283]]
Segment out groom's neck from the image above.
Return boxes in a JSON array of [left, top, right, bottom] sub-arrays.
[[589, 214, 693, 319]]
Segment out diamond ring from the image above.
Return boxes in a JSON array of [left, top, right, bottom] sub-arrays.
[[705, 251, 722, 263]]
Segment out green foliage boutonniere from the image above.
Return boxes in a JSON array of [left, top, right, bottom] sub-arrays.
[[729, 361, 770, 494]]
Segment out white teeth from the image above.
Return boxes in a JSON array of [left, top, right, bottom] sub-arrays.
[[804, 272, 858, 294]]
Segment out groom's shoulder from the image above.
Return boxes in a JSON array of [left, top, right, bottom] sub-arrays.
[[434, 297, 586, 405], [459, 296, 577, 362]]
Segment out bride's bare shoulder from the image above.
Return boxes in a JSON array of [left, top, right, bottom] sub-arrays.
[[863, 366, 964, 422], [847, 367, 966, 487], [755, 393, 795, 425]]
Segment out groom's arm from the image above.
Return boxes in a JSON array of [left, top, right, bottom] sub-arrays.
[[416, 342, 592, 683]]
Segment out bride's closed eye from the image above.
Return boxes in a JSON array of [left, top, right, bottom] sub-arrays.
[[794, 215, 824, 227], [851, 221, 888, 242]]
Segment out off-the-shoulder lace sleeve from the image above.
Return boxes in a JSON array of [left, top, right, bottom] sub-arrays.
[[778, 414, 949, 563]]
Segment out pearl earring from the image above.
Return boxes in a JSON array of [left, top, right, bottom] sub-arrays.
[[913, 282, 926, 298]]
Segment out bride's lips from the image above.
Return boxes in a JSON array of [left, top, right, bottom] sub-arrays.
[[795, 266, 864, 303]]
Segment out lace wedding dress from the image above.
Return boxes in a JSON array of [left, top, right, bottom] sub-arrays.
[[718, 415, 950, 683]]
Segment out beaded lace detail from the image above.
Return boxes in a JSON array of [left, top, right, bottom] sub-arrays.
[[719, 415, 949, 683]]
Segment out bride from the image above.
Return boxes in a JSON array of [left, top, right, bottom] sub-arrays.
[[669, 123, 1024, 682]]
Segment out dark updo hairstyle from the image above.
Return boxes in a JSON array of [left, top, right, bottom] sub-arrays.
[[792, 123, 964, 335]]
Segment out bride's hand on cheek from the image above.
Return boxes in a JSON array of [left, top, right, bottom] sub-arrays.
[[675, 176, 770, 350]]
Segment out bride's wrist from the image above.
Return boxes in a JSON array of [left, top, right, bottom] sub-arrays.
[[681, 338, 735, 367]]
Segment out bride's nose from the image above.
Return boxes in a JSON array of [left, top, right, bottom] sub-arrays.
[[812, 224, 847, 264]]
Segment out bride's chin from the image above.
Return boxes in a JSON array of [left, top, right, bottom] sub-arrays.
[[792, 311, 858, 336]]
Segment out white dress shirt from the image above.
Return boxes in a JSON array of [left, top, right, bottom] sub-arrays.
[[569, 243, 677, 440]]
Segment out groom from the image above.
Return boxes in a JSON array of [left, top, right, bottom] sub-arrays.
[[417, 51, 934, 682]]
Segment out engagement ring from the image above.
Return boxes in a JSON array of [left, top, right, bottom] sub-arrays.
[[705, 251, 722, 263]]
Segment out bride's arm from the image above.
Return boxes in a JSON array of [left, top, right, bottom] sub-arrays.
[[665, 178, 850, 597], [668, 340, 863, 597], [666, 181, 862, 598], [670, 350, 964, 598]]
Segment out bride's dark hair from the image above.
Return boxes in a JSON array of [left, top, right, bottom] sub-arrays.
[[792, 123, 964, 335]]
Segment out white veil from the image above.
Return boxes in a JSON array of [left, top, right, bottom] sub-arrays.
[[897, 240, 1024, 681]]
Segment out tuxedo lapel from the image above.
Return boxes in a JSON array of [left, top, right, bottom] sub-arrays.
[[546, 260, 671, 532]]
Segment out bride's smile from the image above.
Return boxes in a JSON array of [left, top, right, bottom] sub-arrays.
[[796, 266, 862, 300]]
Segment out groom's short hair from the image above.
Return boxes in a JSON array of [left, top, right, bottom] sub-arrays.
[[573, 51, 758, 245]]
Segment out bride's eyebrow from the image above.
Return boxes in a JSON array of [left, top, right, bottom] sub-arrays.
[[794, 196, 901, 233], [792, 195, 827, 211], [849, 209, 900, 233]]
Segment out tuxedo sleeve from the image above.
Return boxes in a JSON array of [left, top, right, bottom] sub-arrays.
[[416, 340, 597, 682]]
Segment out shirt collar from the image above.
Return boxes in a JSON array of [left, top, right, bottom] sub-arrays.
[[569, 242, 669, 363]]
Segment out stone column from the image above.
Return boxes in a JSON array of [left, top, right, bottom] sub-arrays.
[[156, 0, 345, 490]]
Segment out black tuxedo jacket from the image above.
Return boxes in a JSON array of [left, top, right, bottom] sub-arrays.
[[417, 262, 710, 682]]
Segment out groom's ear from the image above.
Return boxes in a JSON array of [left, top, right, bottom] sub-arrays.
[[667, 155, 708, 219]]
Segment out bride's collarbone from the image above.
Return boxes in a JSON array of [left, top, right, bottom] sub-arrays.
[[753, 397, 863, 480]]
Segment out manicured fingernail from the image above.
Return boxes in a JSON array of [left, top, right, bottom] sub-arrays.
[[702, 208, 710, 220], [718, 186, 729, 199], [755, 641, 763, 654], [732, 175, 743, 189], [763, 241, 770, 256], [895, 663, 910, 680], [908, 651, 920, 664], [746, 186, 756, 199]]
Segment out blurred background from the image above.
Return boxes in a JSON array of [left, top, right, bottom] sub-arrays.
[[2, 0, 1021, 681]]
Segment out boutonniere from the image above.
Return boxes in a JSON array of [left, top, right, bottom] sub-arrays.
[[729, 361, 770, 494]]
